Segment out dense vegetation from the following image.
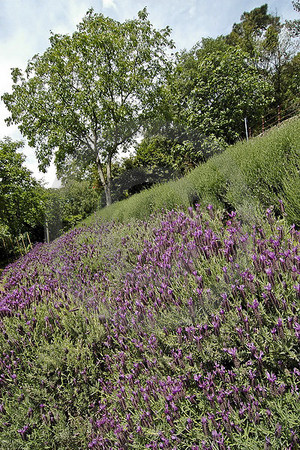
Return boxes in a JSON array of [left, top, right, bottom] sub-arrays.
[[0, 116, 299, 449], [2, 4, 300, 208], [0, 202, 299, 448], [1, 4, 299, 250], [0, 139, 45, 264], [0, 3, 299, 447], [2, 8, 174, 207], [90, 116, 300, 228], [0, 141, 100, 264]]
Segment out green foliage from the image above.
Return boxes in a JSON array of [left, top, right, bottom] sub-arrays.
[[133, 134, 226, 175], [134, 135, 174, 169], [130, 30, 272, 180], [227, 4, 281, 58], [280, 52, 300, 109], [170, 46, 273, 144], [61, 180, 100, 226], [226, 4, 298, 109], [0, 224, 10, 242], [286, 1, 300, 36], [0, 300, 106, 449], [2, 8, 174, 206], [91, 115, 300, 227], [0, 138, 44, 259], [45, 180, 100, 240]]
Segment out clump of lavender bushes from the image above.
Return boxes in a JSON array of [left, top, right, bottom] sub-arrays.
[[0, 205, 299, 449]]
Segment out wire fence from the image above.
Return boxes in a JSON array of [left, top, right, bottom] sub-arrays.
[[246, 103, 300, 139]]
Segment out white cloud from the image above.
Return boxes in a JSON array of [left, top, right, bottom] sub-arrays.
[[102, 0, 117, 9]]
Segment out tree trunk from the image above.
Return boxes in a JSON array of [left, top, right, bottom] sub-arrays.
[[104, 184, 112, 206], [96, 154, 112, 207], [105, 161, 112, 206]]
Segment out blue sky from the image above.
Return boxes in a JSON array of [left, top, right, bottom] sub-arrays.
[[0, 0, 298, 186]]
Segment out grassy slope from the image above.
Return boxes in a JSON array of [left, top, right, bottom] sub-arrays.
[[0, 118, 299, 449], [87, 116, 299, 227]]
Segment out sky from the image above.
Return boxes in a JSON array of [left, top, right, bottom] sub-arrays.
[[0, 0, 298, 187]]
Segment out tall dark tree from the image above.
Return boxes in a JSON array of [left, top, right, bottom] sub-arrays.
[[226, 4, 298, 107], [226, 4, 281, 62]]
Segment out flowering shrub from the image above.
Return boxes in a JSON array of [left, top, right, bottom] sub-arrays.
[[0, 206, 299, 448]]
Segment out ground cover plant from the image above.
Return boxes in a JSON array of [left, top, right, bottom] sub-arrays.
[[0, 203, 299, 449], [89, 116, 300, 227]]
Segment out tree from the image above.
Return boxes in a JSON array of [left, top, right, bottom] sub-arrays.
[[226, 4, 298, 107], [133, 133, 226, 175], [2, 8, 174, 206], [226, 4, 281, 62], [0, 138, 44, 252], [280, 51, 300, 108], [60, 180, 100, 225], [44, 180, 100, 239], [286, 1, 300, 36], [169, 46, 273, 144], [130, 40, 273, 177]]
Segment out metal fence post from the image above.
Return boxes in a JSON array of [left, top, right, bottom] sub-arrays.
[[244, 117, 249, 141]]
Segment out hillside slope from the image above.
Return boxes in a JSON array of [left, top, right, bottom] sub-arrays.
[[89, 116, 299, 227], [0, 204, 299, 448]]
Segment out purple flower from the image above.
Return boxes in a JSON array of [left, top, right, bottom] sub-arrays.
[[266, 372, 277, 384]]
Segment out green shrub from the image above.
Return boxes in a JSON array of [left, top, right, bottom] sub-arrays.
[[87, 116, 299, 227]]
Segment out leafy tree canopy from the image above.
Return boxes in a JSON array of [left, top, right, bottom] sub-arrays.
[[227, 4, 281, 59], [0, 137, 44, 240], [130, 4, 297, 187], [2, 8, 174, 206], [225, 4, 300, 107], [133, 133, 226, 175], [286, 1, 300, 36], [170, 46, 273, 144]]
